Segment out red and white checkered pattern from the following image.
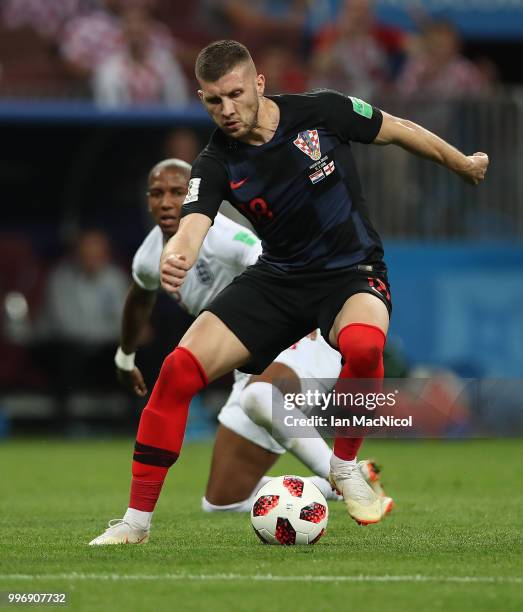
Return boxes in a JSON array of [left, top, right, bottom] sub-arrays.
[[1, 0, 93, 39], [293, 129, 321, 160], [60, 10, 176, 73], [398, 56, 486, 98]]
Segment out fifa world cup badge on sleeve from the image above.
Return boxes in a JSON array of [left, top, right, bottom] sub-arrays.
[[349, 96, 373, 119], [184, 178, 201, 204]]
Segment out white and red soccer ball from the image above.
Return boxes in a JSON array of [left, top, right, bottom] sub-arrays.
[[251, 476, 328, 545]]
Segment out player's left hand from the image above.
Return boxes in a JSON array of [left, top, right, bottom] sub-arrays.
[[116, 366, 148, 397], [459, 152, 489, 185]]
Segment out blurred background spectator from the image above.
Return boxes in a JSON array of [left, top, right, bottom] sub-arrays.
[[37, 230, 127, 345], [60, 1, 178, 77], [1, 0, 95, 41], [257, 45, 306, 95], [397, 20, 487, 100], [162, 128, 201, 163], [92, 5, 188, 107], [33, 230, 127, 429], [310, 0, 407, 99], [0, 0, 517, 102], [0, 0, 192, 100], [212, 0, 308, 55]]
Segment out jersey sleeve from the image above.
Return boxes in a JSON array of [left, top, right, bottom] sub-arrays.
[[180, 152, 228, 222], [230, 227, 263, 269], [210, 215, 262, 272], [132, 251, 160, 291], [315, 89, 383, 144]]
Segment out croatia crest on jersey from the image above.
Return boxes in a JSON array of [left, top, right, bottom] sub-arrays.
[[293, 129, 321, 161]]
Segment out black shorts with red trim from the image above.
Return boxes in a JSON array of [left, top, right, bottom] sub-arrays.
[[203, 260, 392, 374]]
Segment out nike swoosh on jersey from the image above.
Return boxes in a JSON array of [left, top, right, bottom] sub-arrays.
[[230, 178, 249, 189]]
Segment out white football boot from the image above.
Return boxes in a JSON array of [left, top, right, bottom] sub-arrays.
[[358, 459, 391, 501], [329, 460, 393, 526], [88, 519, 149, 546]]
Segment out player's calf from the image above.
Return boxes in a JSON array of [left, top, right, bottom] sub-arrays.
[[240, 381, 332, 479]]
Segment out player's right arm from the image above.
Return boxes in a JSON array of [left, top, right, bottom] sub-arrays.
[[160, 153, 228, 294], [161, 213, 212, 293]]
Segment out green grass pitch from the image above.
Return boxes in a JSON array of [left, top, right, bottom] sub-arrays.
[[1, 438, 522, 611]]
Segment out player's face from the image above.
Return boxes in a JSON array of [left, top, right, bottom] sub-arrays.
[[147, 169, 189, 238], [198, 62, 265, 139]]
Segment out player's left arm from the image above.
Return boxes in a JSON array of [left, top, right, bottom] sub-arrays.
[[373, 111, 489, 185]]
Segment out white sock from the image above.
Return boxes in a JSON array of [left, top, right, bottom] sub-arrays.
[[201, 476, 271, 514], [306, 476, 341, 501], [201, 497, 253, 513], [254, 475, 272, 493], [330, 453, 357, 477], [124, 507, 152, 530], [240, 382, 332, 478]]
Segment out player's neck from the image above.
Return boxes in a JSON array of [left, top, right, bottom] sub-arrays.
[[241, 97, 280, 146]]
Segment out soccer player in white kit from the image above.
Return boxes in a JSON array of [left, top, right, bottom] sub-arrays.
[[92, 158, 389, 543]]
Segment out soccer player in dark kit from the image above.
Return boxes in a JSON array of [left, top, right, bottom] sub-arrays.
[[90, 40, 488, 544]]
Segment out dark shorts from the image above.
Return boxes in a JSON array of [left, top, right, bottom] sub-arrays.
[[204, 261, 392, 374]]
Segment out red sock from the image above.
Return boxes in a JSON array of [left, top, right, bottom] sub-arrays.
[[333, 323, 386, 461], [129, 346, 208, 511]]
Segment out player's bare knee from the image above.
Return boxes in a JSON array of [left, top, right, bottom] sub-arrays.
[[252, 362, 300, 395], [179, 312, 251, 381]]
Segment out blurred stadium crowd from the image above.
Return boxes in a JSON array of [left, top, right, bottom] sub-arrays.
[[0, 0, 522, 436], [0, 0, 505, 105]]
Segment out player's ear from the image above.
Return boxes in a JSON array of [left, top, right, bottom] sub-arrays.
[[256, 74, 265, 97]]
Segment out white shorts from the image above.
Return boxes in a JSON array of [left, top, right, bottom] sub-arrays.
[[217, 333, 341, 454]]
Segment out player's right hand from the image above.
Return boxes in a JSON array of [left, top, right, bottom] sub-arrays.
[[116, 366, 148, 397], [160, 253, 190, 293], [459, 152, 489, 185]]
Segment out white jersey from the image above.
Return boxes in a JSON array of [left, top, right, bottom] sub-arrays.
[[132, 213, 261, 316]]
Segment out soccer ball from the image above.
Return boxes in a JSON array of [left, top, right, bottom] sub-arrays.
[[251, 476, 328, 545]]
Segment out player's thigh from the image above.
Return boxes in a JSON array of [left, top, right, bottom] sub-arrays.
[[248, 361, 301, 395], [180, 311, 252, 382], [270, 333, 342, 388], [205, 424, 279, 505], [328, 292, 390, 347]]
